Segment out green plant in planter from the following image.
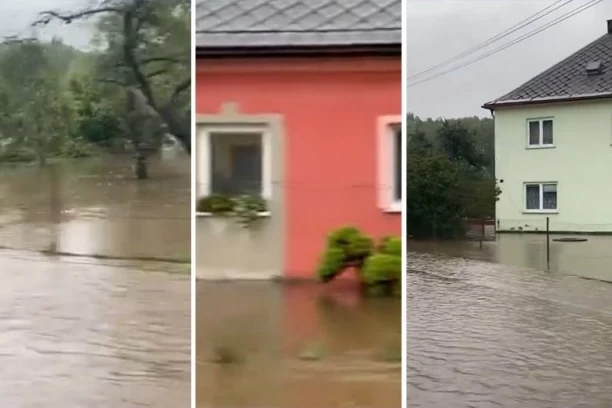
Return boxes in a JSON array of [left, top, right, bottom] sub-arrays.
[[197, 194, 233, 214], [230, 194, 268, 228], [196, 194, 268, 228]]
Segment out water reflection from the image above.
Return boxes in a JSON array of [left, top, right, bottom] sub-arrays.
[[408, 251, 612, 407], [0, 250, 190, 407], [407, 233, 612, 282], [197, 281, 401, 408], [0, 155, 190, 260]]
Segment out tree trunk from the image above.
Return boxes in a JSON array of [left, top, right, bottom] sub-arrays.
[[135, 149, 148, 180]]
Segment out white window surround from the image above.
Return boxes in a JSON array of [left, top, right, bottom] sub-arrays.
[[196, 125, 272, 217], [527, 117, 554, 149], [523, 182, 558, 214], [377, 115, 402, 213]]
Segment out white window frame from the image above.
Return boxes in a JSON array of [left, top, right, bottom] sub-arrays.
[[527, 117, 555, 148], [377, 115, 402, 213], [523, 182, 558, 213], [196, 125, 272, 215]]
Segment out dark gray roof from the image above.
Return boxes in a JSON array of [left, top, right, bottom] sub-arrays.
[[484, 32, 612, 108], [196, 0, 401, 49]]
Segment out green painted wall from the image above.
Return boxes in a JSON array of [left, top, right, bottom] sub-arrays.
[[495, 99, 612, 232]]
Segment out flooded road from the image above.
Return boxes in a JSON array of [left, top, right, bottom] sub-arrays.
[[0, 250, 190, 407], [0, 156, 191, 406], [197, 281, 401, 408], [408, 233, 612, 282], [407, 251, 612, 407], [0, 155, 190, 261]]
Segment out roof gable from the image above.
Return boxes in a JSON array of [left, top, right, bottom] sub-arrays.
[[484, 31, 612, 108], [196, 0, 401, 49]]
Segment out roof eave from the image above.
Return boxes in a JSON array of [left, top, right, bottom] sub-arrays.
[[482, 91, 612, 110], [196, 43, 401, 59]]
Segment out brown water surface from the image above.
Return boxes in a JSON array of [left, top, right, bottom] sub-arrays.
[[408, 236, 612, 407], [0, 155, 190, 261], [197, 281, 401, 408], [0, 250, 190, 407], [0, 156, 191, 407]]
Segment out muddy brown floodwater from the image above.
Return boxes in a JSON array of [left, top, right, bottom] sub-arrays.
[[0, 155, 191, 407], [0, 155, 190, 261], [197, 281, 401, 408], [408, 247, 612, 407]]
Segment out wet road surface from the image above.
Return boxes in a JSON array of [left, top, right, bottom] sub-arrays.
[[197, 281, 401, 408], [0, 250, 190, 407], [408, 251, 612, 407]]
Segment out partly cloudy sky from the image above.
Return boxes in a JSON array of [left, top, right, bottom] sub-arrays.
[[0, 0, 95, 49], [406, 0, 612, 118]]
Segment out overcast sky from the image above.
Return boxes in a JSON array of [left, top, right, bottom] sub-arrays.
[[406, 0, 612, 118], [0, 0, 94, 49]]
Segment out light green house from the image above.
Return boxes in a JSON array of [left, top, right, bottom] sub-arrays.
[[483, 20, 612, 233]]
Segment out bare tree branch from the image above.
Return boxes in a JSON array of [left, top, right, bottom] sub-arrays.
[[33, 7, 123, 26]]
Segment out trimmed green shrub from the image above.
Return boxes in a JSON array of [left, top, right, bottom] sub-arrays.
[[316, 226, 401, 297], [317, 247, 345, 283]]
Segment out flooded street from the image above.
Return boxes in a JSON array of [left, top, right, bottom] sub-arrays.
[[0, 250, 190, 407], [407, 233, 612, 282], [0, 155, 190, 261], [0, 156, 191, 407], [408, 250, 612, 407], [197, 281, 401, 408]]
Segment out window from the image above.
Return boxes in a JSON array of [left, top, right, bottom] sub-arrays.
[[377, 116, 402, 212], [525, 182, 557, 212], [198, 127, 271, 200], [392, 127, 402, 203], [528, 118, 554, 147]]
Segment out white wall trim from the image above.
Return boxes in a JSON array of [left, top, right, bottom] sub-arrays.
[[377, 115, 402, 212], [196, 124, 271, 199]]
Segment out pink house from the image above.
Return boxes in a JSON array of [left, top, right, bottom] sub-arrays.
[[195, 0, 402, 280]]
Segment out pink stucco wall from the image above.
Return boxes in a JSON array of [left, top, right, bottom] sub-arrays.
[[196, 56, 401, 278]]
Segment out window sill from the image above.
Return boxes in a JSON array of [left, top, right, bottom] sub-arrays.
[[526, 145, 555, 150], [522, 210, 558, 215], [383, 202, 403, 213], [196, 211, 271, 218]]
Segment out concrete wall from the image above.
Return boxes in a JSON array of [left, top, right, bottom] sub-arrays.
[[195, 108, 285, 280], [196, 57, 402, 278], [495, 99, 612, 232]]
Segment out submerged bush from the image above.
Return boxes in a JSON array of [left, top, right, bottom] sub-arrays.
[[316, 226, 401, 297]]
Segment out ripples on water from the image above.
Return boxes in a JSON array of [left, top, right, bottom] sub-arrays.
[[197, 281, 401, 408], [0, 251, 190, 407], [408, 251, 612, 407]]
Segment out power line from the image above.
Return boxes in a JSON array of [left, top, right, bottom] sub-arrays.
[[406, 0, 604, 89], [407, 0, 574, 81]]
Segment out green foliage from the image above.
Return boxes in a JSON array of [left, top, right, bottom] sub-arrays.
[[197, 194, 234, 214], [327, 226, 374, 261], [405, 154, 467, 238], [317, 247, 346, 283], [196, 194, 268, 228], [362, 253, 401, 285], [231, 194, 268, 228], [379, 236, 402, 256], [0, 1, 191, 171], [316, 226, 401, 297], [406, 113, 502, 238]]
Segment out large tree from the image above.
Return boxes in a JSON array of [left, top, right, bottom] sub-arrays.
[[35, 0, 191, 178]]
